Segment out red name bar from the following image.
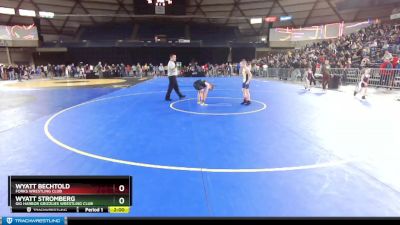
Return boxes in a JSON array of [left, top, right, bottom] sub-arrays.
[[265, 16, 277, 22]]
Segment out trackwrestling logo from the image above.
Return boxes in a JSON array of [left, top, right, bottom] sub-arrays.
[[2, 217, 64, 225]]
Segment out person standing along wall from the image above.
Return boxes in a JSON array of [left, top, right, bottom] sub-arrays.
[[8, 65, 14, 80], [158, 63, 165, 77], [321, 60, 331, 90]]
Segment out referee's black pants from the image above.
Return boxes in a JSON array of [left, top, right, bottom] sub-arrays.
[[165, 75, 183, 100]]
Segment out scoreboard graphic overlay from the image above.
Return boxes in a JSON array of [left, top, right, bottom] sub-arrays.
[[8, 176, 132, 214]]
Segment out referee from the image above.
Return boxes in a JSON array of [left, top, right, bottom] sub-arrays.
[[165, 54, 185, 101]]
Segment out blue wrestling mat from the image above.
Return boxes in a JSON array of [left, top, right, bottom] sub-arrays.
[[1, 77, 400, 217]]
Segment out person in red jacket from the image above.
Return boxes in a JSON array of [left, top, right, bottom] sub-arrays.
[[390, 56, 399, 89], [392, 55, 399, 68], [379, 59, 393, 87]]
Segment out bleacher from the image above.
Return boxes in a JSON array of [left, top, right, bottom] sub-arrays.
[[80, 23, 133, 41], [190, 24, 238, 45], [137, 23, 185, 40]]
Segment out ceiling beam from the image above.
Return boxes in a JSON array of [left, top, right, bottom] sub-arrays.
[[187, 0, 271, 7], [25, 0, 391, 14], [29, 0, 61, 34], [352, 9, 362, 22], [234, 0, 259, 35], [303, 0, 319, 27], [275, 0, 296, 27], [326, 0, 343, 22], [59, 0, 79, 35], [188, 0, 202, 23], [111, 3, 123, 23], [4, 0, 397, 36], [186, 5, 337, 15], [195, 0, 213, 24], [111, 0, 135, 23], [258, 0, 277, 35], [55, 0, 133, 7], [76, 0, 97, 24], [188, 0, 208, 23], [7, 0, 24, 24], [223, 0, 237, 26]]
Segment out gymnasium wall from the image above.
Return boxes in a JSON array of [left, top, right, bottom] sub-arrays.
[[33, 47, 256, 65], [0, 47, 35, 65]]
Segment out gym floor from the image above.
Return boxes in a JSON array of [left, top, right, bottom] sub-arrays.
[[1, 77, 400, 217]]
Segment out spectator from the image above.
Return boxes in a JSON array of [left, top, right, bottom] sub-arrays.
[[379, 59, 393, 87], [360, 56, 371, 68], [158, 63, 165, 76], [321, 60, 331, 90], [8, 65, 14, 80], [392, 55, 399, 68], [383, 50, 393, 61]]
